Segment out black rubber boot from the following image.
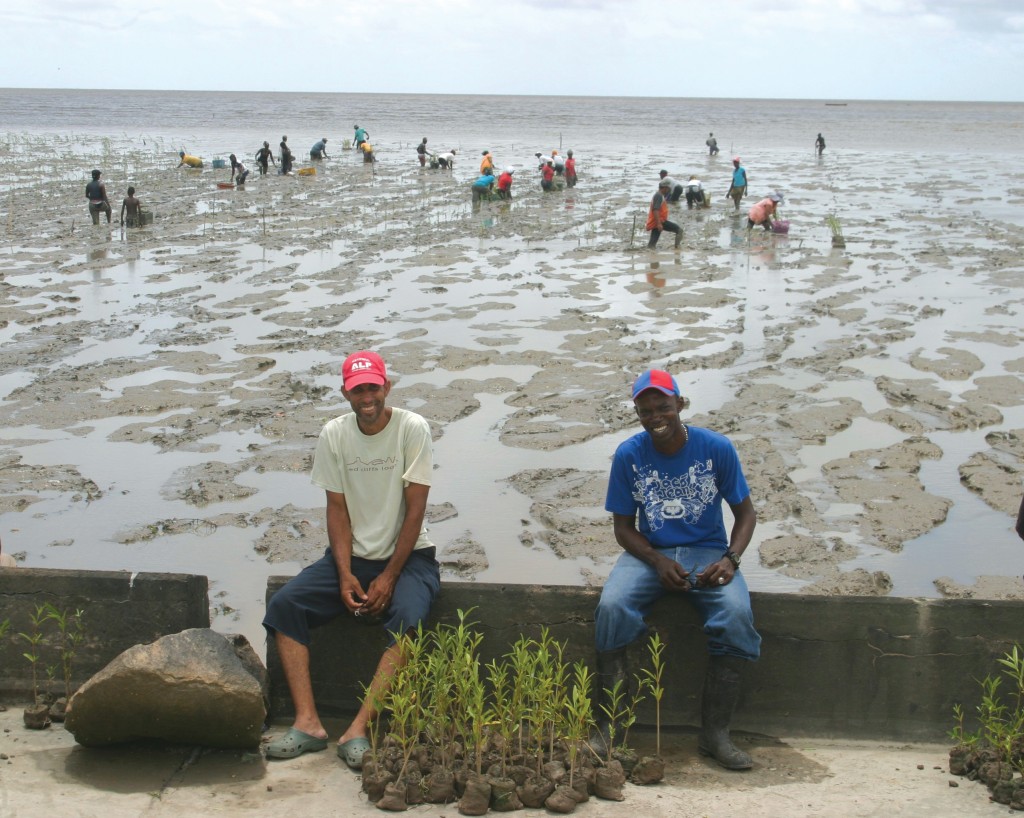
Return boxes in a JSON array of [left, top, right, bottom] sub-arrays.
[[697, 655, 753, 770], [588, 647, 628, 757]]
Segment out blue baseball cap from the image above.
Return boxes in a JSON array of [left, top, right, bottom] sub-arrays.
[[631, 370, 680, 399]]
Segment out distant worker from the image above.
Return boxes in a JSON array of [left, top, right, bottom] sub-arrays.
[[280, 136, 293, 174], [85, 169, 112, 225], [658, 170, 684, 203], [471, 170, 496, 208], [535, 152, 552, 169], [565, 150, 577, 188], [747, 192, 783, 231], [551, 151, 565, 176], [480, 150, 494, 175], [360, 141, 376, 163], [416, 138, 429, 167], [229, 154, 249, 186], [177, 151, 203, 168], [353, 125, 369, 150], [647, 180, 683, 249], [437, 149, 456, 170], [497, 167, 514, 200], [815, 133, 826, 156], [706, 132, 720, 155], [726, 157, 748, 210], [255, 141, 276, 175], [310, 138, 329, 160], [540, 159, 555, 192], [685, 176, 705, 209], [120, 186, 142, 227]]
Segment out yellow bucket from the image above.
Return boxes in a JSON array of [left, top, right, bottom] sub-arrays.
[[297, 167, 316, 176]]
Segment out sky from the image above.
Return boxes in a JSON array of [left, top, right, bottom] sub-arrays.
[[3, 0, 1023, 101]]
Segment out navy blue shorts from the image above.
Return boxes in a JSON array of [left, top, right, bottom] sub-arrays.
[[263, 547, 440, 646]]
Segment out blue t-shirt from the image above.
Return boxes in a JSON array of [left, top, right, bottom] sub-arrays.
[[605, 425, 750, 551], [311, 140, 326, 153], [472, 174, 494, 188], [732, 166, 747, 187]]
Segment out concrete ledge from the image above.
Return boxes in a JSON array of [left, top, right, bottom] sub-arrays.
[[266, 579, 1023, 742], [0, 568, 210, 701]]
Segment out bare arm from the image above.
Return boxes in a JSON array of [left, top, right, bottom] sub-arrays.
[[325, 489, 365, 611], [362, 481, 430, 616], [1016, 495, 1024, 542], [698, 496, 757, 586]]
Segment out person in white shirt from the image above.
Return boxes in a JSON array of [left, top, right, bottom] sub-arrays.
[[263, 351, 440, 769], [685, 176, 706, 208]]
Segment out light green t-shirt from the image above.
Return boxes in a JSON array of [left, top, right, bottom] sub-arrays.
[[310, 407, 433, 560]]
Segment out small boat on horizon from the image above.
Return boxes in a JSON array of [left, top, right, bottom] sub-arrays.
[[825, 102, 848, 107]]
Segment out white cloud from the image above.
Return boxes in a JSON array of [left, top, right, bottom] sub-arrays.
[[1, 0, 1021, 99]]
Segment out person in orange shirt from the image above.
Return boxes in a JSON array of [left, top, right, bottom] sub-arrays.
[[747, 192, 783, 231], [480, 151, 494, 175], [646, 180, 682, 249]]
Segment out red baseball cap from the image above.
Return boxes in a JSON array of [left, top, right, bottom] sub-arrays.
[[342, 351, 387, 390]]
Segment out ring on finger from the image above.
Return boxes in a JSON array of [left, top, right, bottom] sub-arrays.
[[718, 577, 725, 585]]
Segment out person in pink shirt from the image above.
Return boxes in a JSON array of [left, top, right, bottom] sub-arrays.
[[747, 192, 783, 231]]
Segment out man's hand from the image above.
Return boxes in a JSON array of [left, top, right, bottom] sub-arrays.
[[340, 573, 368, 613], [697, 557, 736, 588], [655, 555, 693, 591], [363, 571, 398, 618]]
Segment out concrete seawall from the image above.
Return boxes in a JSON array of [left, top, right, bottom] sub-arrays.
[[266, 579, 1022, 742], [0, 568, 210, 701], [2, 568, 1019, 743]]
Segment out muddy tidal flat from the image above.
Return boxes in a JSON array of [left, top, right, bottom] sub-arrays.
[[1, 125, 1023, 645]]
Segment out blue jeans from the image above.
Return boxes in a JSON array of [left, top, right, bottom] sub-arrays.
[[594, 546, 761, 660]]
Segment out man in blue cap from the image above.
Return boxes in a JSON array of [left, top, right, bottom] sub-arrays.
[[591, 368, 760, 770]]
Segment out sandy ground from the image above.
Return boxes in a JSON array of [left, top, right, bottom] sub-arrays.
[[0, 135, 1023, 645], [0, 708, 1009, 818]]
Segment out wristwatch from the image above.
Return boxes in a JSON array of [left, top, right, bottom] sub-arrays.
[[725, 551, 741, 569]]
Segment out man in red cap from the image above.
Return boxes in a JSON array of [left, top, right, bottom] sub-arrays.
[[591, 368, 760, 770], [263, 350, 439, 768]]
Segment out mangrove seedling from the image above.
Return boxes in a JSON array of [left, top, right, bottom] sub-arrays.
[[564, 660, 595, 790], [639, 632, 667, 756], [19, 604, 49, 704], [45, 604, 86, 700]]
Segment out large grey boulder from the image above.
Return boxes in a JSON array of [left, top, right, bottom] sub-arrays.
[[65, 628, 267, 749]]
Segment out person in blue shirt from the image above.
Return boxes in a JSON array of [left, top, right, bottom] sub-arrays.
[[471, 169, 496, 209], [726, 157, 748, 210], [592, 369, 760, 770], [310, 138, 329, 160], [353, 125, 369, 150]]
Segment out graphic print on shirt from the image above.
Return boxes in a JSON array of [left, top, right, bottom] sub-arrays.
[[346, 456, 398, 474], [630, 459, 717, 530]]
